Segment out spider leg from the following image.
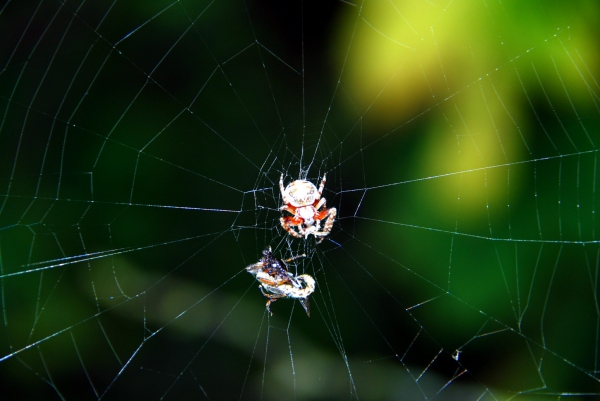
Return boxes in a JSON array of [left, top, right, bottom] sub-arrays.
[[314, 205, 332, 221], [280, 205, 296, 214], [282, 253, 306, 264], [322, 207, 336, 234], [317, 207, 336, 231], [280, 216, 304, 238], [317, 173, 327, 197], [281, 215, 303, 226], [313, 197, 326, 211], [279, 173, 290, 205], [314, 207, 337, 243]]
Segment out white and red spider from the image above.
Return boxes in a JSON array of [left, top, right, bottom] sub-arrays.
[[246, 247, 314, 316], [279, 173, 337, 242]]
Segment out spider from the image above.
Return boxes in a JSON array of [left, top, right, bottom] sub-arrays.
[[246, 247, 315, 316], [279, 173, 337, 242]]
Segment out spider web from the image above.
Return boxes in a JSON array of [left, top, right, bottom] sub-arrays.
[[1, 0, 599, 399]]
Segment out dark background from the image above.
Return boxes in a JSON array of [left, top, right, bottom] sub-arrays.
[[1, 0, 599, 399]]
